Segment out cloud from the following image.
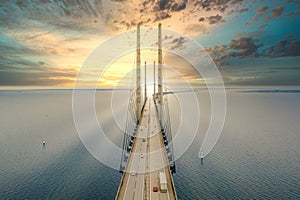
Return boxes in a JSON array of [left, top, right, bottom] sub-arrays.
[[228, 37, 263, 57], [2, 0, 299, 87], [206, 14, 225, 24], [208, 36, 300, 68], [206, 45, 228, 66], [157, 0, 188, 11], [158, 0, 171, 10], [194, 0, 244, 13], [164, 36, 187, 50], [272, 6, 285, 17], [0, 0, 104, 25], [154, 12, 172, 22], [199, 17, 205, 22], [238, 8, 248, 13], [0, 57, 77, 86], [251, 13, 263, 22], [2, 0, 226, 87], [259, 24, 267, 29], [0, 34, 36, 57], [171, 2, 187, 11], [286, 11, 300, 16], [247, 5, 288, 26], [257, 6, 269, 12], [264, 39, 300, 58], [207, 37, 264, 66]]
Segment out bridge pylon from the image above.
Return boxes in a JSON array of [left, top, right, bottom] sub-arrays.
[[136, 23, 142, 124]]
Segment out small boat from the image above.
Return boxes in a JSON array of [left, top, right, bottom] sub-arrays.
[[200, 152, 204, 160], [42, 139, 46, 146]]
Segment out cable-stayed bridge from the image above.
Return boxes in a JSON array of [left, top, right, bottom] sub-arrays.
[[115, 23, 177, 200]]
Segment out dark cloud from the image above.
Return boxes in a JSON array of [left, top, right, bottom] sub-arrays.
[[172, 37, 186, 44], [194, 0, 244, 13], [285, 11, 300, 16], [206, 45, 228, 66], [272, 6, 285, 17], [251, 13, 263, 22], [228, 37, 263, 57], [154, 12, 171, 22], [171, 2, 187, 11], [158, 0, 171, 10], [207, 37, 263, 66], [157, 0, 188, 11], [208, 37, 300, 67], [238, 8, 248, 13], [259, 24, 267, 29], [198, 17, 205, 22], [164, 36, 187, 50], [257, 6, 269, 12], [206, 14, 224, 24], [171, 36, 187, 50], [264, 39, 300, 58]]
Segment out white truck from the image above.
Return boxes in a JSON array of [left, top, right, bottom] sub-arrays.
[[159, 171, 167, 193]]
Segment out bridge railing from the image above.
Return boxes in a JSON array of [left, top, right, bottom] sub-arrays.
[[154, 92, 176, 173], [119, 90, 147, 173]]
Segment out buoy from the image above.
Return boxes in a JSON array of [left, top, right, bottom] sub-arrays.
[[200, 152, 204, 160], [42, 139, 46, 146]]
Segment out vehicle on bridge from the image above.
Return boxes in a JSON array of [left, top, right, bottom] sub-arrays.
[[159, 171, 167, 193]]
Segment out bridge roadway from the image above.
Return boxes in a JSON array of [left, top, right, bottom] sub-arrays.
[[116, 97, 177, 200]]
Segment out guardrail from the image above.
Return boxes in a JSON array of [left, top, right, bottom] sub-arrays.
[[167, 163, 178, 200], [115, 169, 126, 200]]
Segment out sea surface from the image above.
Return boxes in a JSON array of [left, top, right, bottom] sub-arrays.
[[0, 89, 299, 199]]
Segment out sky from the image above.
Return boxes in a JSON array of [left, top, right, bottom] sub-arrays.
[[0, 0, 299, 88]]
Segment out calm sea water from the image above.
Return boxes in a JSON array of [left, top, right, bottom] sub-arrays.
[[0, 89, 299, 199]]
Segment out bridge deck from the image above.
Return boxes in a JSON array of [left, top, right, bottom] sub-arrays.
[[116, 97, 177, 200]]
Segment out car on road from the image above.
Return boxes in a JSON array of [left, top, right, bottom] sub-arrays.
[[131, 171, 136, 176], [153, 186, 158, 192]]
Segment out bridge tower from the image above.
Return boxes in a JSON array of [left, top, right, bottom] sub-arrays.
[[136, 23, 142, 123], [153, 61, 156, 97], [158, 23, 163, 106], [158, 23, 163, 122], [144, 61, 147, 101]]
